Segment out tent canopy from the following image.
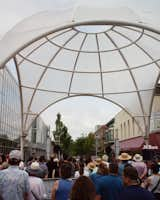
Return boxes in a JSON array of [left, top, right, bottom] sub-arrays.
[[0, 5, 160, 135]]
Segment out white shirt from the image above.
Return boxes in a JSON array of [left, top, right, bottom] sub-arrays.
[[28, 176, 47, 200]]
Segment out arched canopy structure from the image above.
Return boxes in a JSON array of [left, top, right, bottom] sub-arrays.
[[0, 5, 160, 137]]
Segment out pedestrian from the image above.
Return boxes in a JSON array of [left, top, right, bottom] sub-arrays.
[[119, 166, 156, 200], [70, 175, 97, 200], [39, 155, 48, 178], [131, 154, 147, 180], [144, 162, 160, 199], [26, 161, 47, 200], [96, 163, 123, 200], [51, 162, 73, 200], [90, 162, 109, 191], [118, 152, 131, 176], [0, 150, 30, 200]]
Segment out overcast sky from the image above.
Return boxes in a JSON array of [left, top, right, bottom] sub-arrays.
[[1, 0, 160, 139]]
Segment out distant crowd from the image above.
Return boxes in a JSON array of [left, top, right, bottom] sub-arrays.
[[0, 150, 160, 200]]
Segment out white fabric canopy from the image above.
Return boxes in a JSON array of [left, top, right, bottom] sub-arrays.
[[0, 5, 160, 136]]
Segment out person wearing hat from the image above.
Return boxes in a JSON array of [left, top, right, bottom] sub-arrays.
[[119, 166, 155, 200], [84, 162, 96, 176], [90, 162, 109, 191], [0, 150, 30, 200], [118, 152, 132, 176], [102, 154, 109, 168], [131, 154, 147, 180], [26, 161, 47, 200]]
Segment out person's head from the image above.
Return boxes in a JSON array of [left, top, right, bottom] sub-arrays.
[[123, 166, 139, 186], [85, 155, 92, 165], [97, 162, 109, 175], [133, 154, 143, 162], [8, 150, 21, 166], [95, 157, 102, 166], [39, 155, 46, 163], [70, 176, 96, 200], [109, 163, 118, 175], [26, 161, 43, 178], [102, 154, 109, 162], [60, 162, 72, 179], [151, 162, 159, 174], [87, 162, 96, 172]]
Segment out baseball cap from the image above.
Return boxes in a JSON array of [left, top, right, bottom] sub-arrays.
[[9, 150, 21, 160]]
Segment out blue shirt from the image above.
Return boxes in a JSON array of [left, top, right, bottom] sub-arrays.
[[119, 185, 156, 200], [0, 166, 30, 200], [90, 173, 105, 191], [56, 179, 73, 200], [97, 175, 123, 200]]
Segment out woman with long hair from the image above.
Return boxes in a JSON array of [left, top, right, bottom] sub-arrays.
[[70, 176, 97, 200]]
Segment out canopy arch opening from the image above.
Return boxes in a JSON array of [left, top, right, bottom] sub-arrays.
[[0, 7, 160, 144]]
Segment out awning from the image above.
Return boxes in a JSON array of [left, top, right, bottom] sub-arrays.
[[120, 136, 145, 151]]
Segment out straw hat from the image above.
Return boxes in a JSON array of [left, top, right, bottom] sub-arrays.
[[118, 153, 131, 161], [133, 154, 143, 162], [95, 157, 102, 166], [87, 162, 96, 171]]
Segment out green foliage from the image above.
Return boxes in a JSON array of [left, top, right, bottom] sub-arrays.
[[52, 113, 95, 156], [72, 133, 95, 156], [53, 113, 73, 155]]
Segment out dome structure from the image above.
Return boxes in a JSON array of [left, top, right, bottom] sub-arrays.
[[0, 5, 160, 140]]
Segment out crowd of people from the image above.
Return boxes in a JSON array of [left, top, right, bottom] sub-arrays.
[[0, 150, 160, 200]]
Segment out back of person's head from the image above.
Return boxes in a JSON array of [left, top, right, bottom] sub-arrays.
[[85, 155, 92, 165], [60, 162, 72, 179], [8, 150, 21, 165], [39, 155, 46, 162], [109, 163, 118, 174], [97, 162, 109, 175], [151, 162, 159, 174], [63, 153, 69, 161], [70, 176, 96, 200], [123, 166, 140, 186]]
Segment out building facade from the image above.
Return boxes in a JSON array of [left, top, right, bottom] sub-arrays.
[[24, 116, 52, 161], [111, 93, 160, 152], [0, 67, 21, 154], [95, 85, 160, 154]]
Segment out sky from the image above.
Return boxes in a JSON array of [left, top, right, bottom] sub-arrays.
[[0, 0, 160, 139]]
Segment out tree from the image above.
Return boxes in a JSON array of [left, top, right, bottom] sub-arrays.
[[53, 113, 73, 155], [72, 133, 95, 156]]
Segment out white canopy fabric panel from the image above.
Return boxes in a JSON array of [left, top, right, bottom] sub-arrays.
[[0, 6, 160, 135]]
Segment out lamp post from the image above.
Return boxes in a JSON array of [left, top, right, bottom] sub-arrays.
[[95, 133, 99, 157]]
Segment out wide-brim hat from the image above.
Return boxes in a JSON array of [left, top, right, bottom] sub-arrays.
[[133, 154, 143, 162], [87, 162, 96, 170], [95, 158, 102, 166], [118, 153, 131, 161]]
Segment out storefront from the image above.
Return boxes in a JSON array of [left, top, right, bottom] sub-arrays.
[[120, 136, 145, 152]]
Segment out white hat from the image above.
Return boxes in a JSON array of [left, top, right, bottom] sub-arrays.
[[30, 161, 40, 170], [9, 150, 21, 160], [133, 154, 143, 162], [102, 154, 109, 162], [26, 161, 43, 177], [53, 158, 59, 162]]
